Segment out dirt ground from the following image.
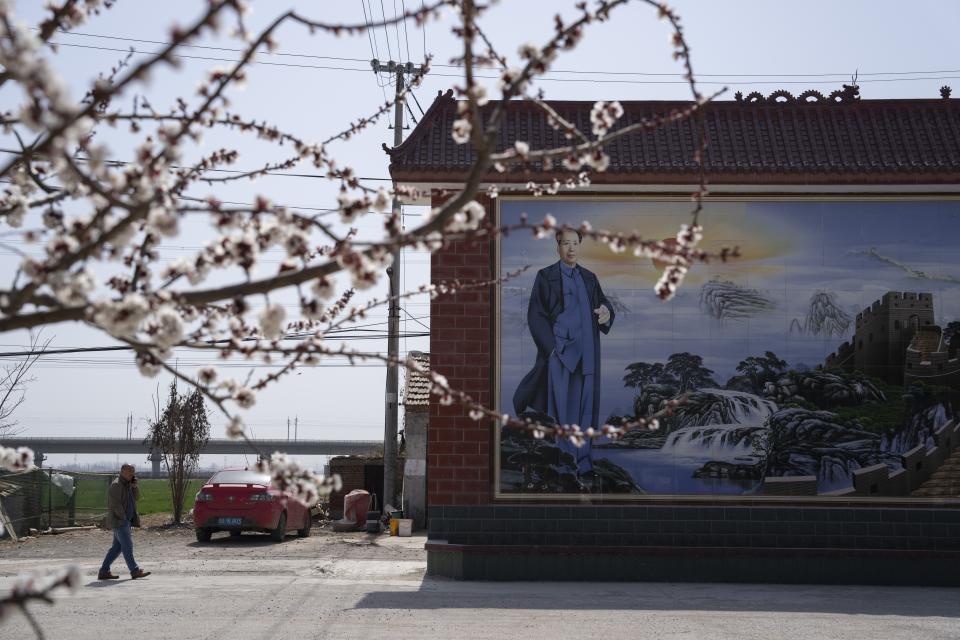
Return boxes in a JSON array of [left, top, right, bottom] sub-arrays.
[[0, 513, 426, 570]]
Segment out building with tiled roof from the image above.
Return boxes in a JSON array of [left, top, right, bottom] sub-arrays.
[[389, 86, 960, 187], [393, 86, 960, 584]]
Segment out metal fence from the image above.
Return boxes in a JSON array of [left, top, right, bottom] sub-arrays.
[[0, 468, 114, 539]]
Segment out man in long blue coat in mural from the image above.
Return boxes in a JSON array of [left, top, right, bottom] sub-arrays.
[[513, 228, 615, 482]]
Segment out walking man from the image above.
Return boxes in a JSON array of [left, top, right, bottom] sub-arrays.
[[98, 463, 151, 580]]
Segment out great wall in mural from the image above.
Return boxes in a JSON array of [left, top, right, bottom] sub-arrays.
[[498, 199, 960, 497]]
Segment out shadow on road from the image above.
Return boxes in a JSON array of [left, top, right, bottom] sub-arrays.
[[84, 580, 134, 589], [355, 578, 960, 618]]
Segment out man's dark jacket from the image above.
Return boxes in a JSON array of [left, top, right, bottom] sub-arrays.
[[512, 261, 615, 427], [106, 476, 141, 529]]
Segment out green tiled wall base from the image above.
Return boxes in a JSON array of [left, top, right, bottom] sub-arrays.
[[426, 545, 960, 585]]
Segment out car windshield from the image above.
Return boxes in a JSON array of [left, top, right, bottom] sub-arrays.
[[211, 470, 270, 486]]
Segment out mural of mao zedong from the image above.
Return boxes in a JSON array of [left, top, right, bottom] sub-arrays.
[[512, 228, 615, 478]]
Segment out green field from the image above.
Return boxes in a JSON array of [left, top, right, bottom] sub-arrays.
[[137, 479, 207, 515], [72, 477, 207, 517]]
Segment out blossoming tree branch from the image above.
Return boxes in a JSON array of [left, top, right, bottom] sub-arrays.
[[0, 0, 736, 497]]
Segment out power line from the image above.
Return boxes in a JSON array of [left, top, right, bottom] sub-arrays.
[[48, 30, 960, 80], [410, 90, 426, 116], [46, 41, 960, 85], [56, 29, 370, 63], [401, 306, 429, 331], [405, 99, 418, 125], [359, 3, 382, 64], [0, 332, 430, 358], [0, 316, 430, 353], [379, 0, 393, 62], [393, 0, 405, 65], [420, 1, 427, 63], [50, 41, 372, 71], [0, 148, 394, 182], [360, 0, 390, 100], [400, 0, 412, 62]]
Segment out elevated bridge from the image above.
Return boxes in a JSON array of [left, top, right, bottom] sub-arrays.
[[0, 437, 382, 476]]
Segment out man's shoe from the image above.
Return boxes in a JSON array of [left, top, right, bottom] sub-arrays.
[[97, 571, 120, 580], [130, 569, 151, 579]]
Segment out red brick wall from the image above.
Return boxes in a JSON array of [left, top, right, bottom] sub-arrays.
[[328, 456, 404, 515], [328, 457, 366, 512], [428, 194, 494, 506]]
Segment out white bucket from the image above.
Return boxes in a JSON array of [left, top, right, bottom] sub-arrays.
[[397, 518, 413, 537]]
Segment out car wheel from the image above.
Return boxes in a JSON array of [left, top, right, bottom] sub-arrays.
[[270, 512, 286, 542], [195, 528, 212, 542], [297, 512, 312, 538], [229, 530, 242, 538]]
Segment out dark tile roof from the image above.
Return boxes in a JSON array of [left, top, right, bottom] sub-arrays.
[[387, 89, 960, 185]]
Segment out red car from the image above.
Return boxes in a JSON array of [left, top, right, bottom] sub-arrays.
[[193, 468, 313, 542]]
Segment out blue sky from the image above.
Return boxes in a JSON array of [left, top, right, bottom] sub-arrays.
[[2, 0, 959, 468]]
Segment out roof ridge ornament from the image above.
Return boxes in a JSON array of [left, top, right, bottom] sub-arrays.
[[734, 84, 861, 105]]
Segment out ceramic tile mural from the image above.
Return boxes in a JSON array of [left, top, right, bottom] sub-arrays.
[[497, 198, 960, 497]]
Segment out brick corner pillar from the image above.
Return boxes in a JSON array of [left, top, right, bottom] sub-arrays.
[[428, 194, 495, 508]]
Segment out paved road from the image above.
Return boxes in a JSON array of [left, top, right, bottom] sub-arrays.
[[1, 527, 958, 639]]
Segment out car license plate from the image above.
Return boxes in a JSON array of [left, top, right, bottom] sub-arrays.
[[219, 517, 242, 526]]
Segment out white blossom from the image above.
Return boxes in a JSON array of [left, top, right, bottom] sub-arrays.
[[226, 416, 246, 440], [0, 446, 33, 471], [259, 303, 286, 340], [312, 277, 335, 300], [654, 264, 689, 301], [562, 154, 584, 171], [584, 149, 610, 172], [468, 84, 488, 106], [197, 366, 218, 385], [147, 207, 179, 237], [373, 187, 391, 212], [590, 100, 624, 137], [676, 223, 703, 248], [451, 117, 472, 144], [50, 268, 96, 305], [234, 387, 256, 409], [498, 67, 525, 93], [337, 191, 366, 224], [146, 306, 184, 349], [4, 194, 28, 227], [92, 294, 150, 338], [445, 200, 486, 232], [135, 351, 162, 377]]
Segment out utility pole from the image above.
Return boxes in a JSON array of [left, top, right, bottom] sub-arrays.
[[372, 58, 424, 510]]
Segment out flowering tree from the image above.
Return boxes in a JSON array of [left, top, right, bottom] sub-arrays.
[[0, 0, 737, 630]]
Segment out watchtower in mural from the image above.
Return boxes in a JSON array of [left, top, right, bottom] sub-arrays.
[[853, 292, 934, 384]]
